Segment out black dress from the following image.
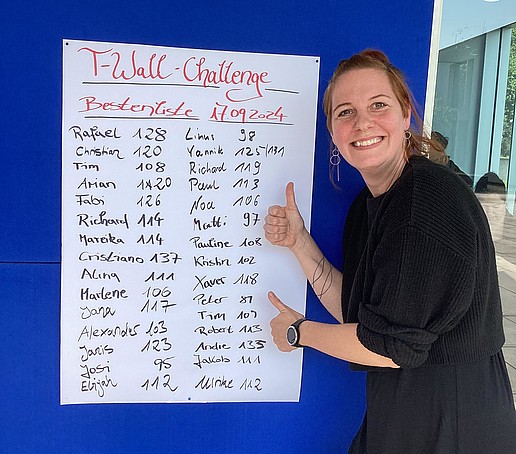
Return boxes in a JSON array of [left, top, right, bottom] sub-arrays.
[[343, 157, 516, 453], [349, 352, 516, 453]]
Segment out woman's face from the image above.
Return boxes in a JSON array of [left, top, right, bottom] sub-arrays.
[[330, 68, 411, 176]]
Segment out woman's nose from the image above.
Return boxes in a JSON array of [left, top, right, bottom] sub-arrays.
[[354, 110, 373, 131]]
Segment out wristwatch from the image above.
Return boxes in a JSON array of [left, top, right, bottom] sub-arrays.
[[286, 317, 307, 348]]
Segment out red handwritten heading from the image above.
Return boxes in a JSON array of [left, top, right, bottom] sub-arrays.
[[78, 96, 196, 118], [78, 47, 271, 102]]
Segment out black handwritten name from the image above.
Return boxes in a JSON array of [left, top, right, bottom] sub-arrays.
[[189, 195, 215, 215], [80, 286, 128, 301], [193, 293, 228, 306], [193, 275, 226, 291], [198, 310, 226, 321], [77, 177, 117, 190], [81, 268, 121, 282], [187, 144, 224, 158], [189, 236, 233, 249], [77, 322, 140, 342], [193, 215, 226, 231], [73, 162, 100, 171], [81, 375, 118, 398], [79, 343, 114, 362], [194, 325, 234, 336], [193, 255, 231, 267], [80, 305, 116, 320], [79, 233, 124, 246], [76, 194, 105, 206], [194, 374, 234, 390], [80, 361, 111, 378], [76, 145, 124, 160], [188, 177, 220, 192], [78, 251, 144, 263], [195, 341, 231, 352], [77, 212, 129, 228], [69, 125, 121, 141], [188, 161, 227, 175], [80, 362, 111, 379], [185, 126, 215, 141], [193, 354, 230, 369]]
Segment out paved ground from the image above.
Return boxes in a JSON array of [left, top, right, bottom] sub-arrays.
[[478, 192, 516, 403]]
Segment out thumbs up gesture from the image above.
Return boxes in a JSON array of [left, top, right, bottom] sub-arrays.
[[268, 291, 305, 352], [264, 182, 306, 250]]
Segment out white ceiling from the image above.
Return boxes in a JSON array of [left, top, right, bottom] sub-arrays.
[[440, 0, 516, 49]]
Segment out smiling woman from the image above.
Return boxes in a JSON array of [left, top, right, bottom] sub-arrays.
[[323, 50, 437, 158], [328, 67, 410, 196], [264, 49, 516, 453]]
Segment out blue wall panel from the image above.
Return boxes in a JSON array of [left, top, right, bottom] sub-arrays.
[[1, 1, 435, 452]]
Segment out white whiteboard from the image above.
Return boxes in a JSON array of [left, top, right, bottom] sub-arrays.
[[61, 39, 319, 404]]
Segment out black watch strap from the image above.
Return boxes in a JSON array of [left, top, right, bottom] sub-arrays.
[[287, 317, 307, 347]]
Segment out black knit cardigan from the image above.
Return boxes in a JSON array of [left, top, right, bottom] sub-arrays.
[[341, 156, 505, 368]]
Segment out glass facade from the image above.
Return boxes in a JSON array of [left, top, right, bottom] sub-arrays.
[[433, 35, 485, 181], [433, 22, 516, 400], [502, 27, 516, 213]]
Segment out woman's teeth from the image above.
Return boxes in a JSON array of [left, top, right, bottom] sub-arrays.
[[353, 137, 382, 147]]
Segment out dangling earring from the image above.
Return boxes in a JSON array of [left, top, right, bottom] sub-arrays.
[[403, 130, 412, 158], [330, 147, 341, 182]]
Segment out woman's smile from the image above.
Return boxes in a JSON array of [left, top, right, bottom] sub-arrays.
[[351, 136, 384, 148]]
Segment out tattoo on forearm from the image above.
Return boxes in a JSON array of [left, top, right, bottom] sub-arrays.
[[312, 256, 333, 298]]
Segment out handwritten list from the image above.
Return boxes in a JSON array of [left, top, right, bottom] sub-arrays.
[[61, 40, 319, 404]]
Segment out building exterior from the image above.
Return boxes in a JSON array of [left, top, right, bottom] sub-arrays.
[[432, 0, 516, 402]]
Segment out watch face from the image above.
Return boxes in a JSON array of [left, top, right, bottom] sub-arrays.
[[286, 325, 297, 346]]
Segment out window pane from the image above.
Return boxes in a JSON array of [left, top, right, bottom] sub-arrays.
[[432, 35, 486, 179]]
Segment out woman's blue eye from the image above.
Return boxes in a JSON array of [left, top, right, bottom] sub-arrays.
[[373, 102, 387, 109], [338, 109, 353, 117]]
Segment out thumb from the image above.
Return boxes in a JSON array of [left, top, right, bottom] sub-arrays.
[[285, 182, 298, 210], [268, 291, 288, 313]]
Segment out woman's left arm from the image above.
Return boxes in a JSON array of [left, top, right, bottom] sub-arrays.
[[268, 291, 399, 368]]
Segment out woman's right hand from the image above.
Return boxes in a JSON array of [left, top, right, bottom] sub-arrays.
[[265, 182, 344, 322], [264, 182, 306, 250]]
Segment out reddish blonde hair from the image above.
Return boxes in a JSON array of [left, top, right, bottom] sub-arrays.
[[323, 49, 443, 159]]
